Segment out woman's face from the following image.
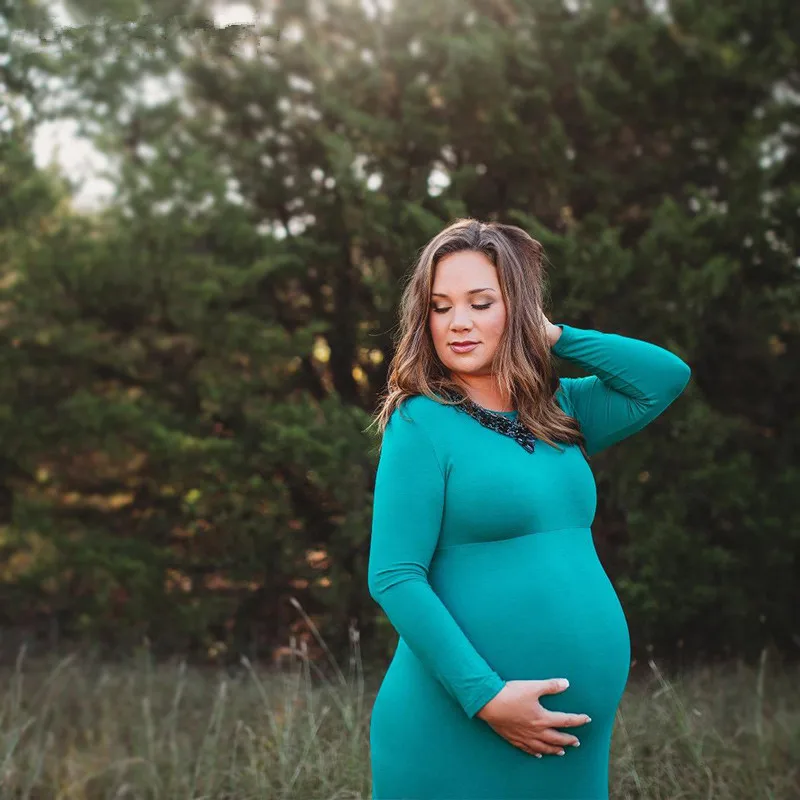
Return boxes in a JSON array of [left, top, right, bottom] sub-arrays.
[[429, 250, 507, 378]]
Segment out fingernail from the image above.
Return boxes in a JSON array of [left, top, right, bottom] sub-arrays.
[[557, 750, 565, 756], [586, 716, 592, 723], [573, 741, 580, 747], [535, 754, 542, 759], [559, 678, 569, 689]]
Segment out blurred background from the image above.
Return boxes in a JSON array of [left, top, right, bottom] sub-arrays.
[[1, 1, 798, 796]]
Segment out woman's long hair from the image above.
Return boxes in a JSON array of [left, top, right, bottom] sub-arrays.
[[370, 218, 585, 453]]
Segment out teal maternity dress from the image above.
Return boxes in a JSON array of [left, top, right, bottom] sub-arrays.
[[367, 324, 691, 800]]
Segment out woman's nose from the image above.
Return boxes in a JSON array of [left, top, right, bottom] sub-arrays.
[[450, 309, 473, 329]]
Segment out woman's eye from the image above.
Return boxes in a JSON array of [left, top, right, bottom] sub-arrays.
[[431, 303, 492, 314]]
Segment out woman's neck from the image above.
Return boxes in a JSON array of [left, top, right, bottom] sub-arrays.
[[452, 375, 514, 412]]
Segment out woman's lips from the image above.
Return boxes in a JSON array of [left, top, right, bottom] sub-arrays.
[[450, 342, 479, 353]]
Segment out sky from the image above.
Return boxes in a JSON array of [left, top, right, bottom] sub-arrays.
[[32, 2, 259, 211]]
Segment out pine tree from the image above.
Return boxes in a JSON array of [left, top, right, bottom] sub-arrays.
[[2, 0, 797, 661]]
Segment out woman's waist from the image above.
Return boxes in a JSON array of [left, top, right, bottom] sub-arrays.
[[431, 526, 600, 578], [428, 526, 626, 646]]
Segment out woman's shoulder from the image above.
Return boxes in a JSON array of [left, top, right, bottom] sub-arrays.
[[386, 394, 465, 441], [394, 387, 572, 423], [391, 393, 449, 427], [554, 377, 576, 414]]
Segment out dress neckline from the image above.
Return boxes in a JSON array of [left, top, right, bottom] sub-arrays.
[[478, 406, 517, 417], [436, 390, 534, 452]]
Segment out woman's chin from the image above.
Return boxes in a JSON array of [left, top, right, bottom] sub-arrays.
[[443, 359, 491, 376]]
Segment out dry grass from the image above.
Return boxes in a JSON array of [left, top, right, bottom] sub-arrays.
[[0, 618, 797, 799]]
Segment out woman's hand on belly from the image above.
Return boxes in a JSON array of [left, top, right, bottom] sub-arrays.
[[475, 678, 591, 757]]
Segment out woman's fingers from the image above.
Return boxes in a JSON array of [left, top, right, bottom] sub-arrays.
[[546, 711, 591, 728], [536, 677, 570, 696], [537, 728, 580, 748], [515, 740, 563, 757], [526, 742, 566, 756], [510, 729, 579, 757]]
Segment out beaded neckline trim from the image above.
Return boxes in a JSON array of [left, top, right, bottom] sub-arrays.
[[438, 389, 536, 453]]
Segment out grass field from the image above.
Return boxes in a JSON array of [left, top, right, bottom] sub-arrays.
[[1, 628, 797, 799]]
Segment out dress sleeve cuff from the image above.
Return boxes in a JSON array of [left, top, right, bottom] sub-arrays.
[[464, 674, 506, 719]]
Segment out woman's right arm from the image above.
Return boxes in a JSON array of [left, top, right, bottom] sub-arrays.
[[367, 404, 506, 719]]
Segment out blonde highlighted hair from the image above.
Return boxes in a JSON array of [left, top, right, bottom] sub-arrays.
[[369, 218, 585, 454]]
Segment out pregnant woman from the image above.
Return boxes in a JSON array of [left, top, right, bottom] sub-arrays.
[[367, 219, 691, 799]]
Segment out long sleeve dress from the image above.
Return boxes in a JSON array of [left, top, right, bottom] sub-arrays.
[[367, 324, 691, 800]]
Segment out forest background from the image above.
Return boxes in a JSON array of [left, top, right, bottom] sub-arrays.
[[2, 0, 798, 676]]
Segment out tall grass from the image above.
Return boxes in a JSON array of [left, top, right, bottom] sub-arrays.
[[0, 615, 797, 799]]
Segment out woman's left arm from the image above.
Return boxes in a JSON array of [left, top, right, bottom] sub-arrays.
[[548, 322, 691, 457]]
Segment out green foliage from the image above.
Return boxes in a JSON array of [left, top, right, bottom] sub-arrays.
[[0, 0, 797, 663]]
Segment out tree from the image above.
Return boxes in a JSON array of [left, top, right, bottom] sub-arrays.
[[2, 0, 797, 663]]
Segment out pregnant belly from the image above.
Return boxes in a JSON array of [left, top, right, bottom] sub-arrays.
[[429, 527, 631, 720]]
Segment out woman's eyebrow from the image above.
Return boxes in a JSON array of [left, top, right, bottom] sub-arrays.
[[431, 287, 497, 298]]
